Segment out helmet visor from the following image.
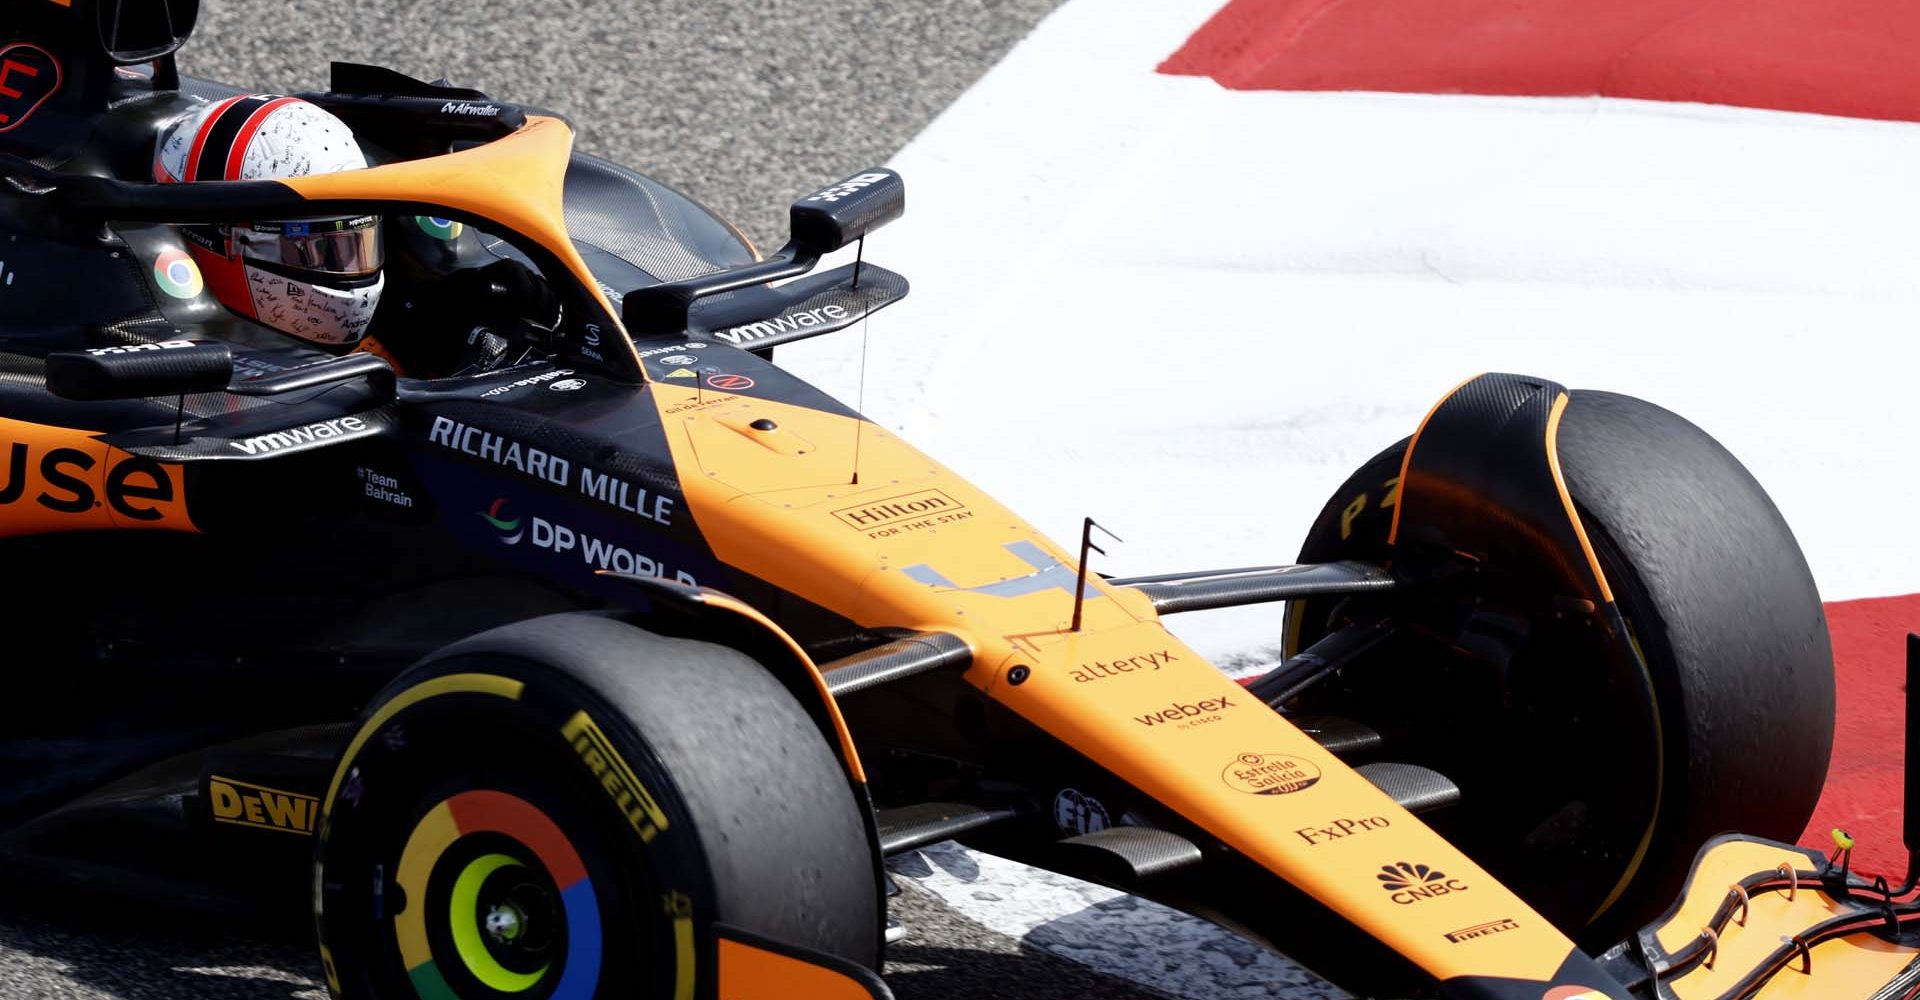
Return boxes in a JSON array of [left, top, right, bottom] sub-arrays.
[[234, 216, 383, 277]]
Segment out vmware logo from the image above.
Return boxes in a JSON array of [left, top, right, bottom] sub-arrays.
[[480, 497, 523, 544]]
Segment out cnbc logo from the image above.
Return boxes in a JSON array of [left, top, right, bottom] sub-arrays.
[[1377, 861, 1468, 904], [480, 497, 524, 544]]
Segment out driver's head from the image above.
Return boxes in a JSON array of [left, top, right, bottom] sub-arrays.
[[154, 95, 383, 348]]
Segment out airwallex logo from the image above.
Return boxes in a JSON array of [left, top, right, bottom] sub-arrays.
[[479, 498, 697, 586], [1377, 861, 1469, 905]]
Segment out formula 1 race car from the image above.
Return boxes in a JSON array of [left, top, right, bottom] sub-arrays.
[[1, 3, 1907, 999]]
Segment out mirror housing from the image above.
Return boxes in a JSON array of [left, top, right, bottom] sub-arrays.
[[46, 339, 232, 401], [789, 168, 905, 256], [93, 0, 201, 63], [624, 168, 906, 335]]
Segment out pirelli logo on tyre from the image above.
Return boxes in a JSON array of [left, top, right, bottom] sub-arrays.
[[208, 776, 318, 835], [562, 710, 670, 843]]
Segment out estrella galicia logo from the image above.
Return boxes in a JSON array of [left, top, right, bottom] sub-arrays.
[[480, 497, 523, 544], [1377, 861, 1469, 905]]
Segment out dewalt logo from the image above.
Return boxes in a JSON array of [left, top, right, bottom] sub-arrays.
[[562, 710, 669, 843], [208, 776, 318, 835]]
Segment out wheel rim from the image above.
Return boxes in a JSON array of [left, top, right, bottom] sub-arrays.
[[448, 853, 546, 992], [396, 789, 604, 1000]]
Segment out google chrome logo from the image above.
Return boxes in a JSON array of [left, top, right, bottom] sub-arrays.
[[153, 249, 204, 300]]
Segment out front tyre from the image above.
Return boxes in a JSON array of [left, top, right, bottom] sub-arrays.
[[1285, 390, 1834, 940], [314, 614, 880, 1000]]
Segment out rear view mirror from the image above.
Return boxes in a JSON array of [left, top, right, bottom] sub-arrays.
[[94, 0, 201, 63], [623, 167, 907, 335], [789, 168, 905, 256], [46, 339, 232, 401]]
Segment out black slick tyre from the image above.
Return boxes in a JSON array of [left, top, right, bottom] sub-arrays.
[[1284, 390, 1834, 939], [314, 613, 880, 1000]]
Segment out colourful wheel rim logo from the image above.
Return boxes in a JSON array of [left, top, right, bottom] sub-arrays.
[[448, 853, 546, 992], [153, 250, 204, 299], [416, 216, 465, 240], [396, 790, 602, 1000]]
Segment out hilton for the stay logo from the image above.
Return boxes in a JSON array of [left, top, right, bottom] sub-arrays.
[[832, 488, 972, 538]]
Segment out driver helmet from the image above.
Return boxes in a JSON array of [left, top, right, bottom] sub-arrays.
[[153, 95, 383, 347]]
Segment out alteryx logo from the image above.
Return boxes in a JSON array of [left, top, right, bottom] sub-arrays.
[[480, 498, 523, 544]]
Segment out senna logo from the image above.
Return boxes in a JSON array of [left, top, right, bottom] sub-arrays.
[[208, 776, 318, 835], [1378, 861, 1469, 904], [562, 710, 670, 843]]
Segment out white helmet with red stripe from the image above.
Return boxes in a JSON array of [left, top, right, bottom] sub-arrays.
[[153, 96, 384, 347]]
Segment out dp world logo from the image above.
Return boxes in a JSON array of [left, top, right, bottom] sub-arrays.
[[1377, 861, 1469, 904], [480, 498, 524, 544]]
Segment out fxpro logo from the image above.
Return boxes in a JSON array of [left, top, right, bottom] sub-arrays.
[[714, 304, 849, 346], [207, 776, 317, 835], [1378, 862, 1468, 905], [1294, 815, 1390, 846], [229, 415, 368, 456]]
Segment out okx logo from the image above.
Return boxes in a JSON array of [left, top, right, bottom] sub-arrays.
[[480, 497, 524, 544], [1378, 861, 1468, 904]]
